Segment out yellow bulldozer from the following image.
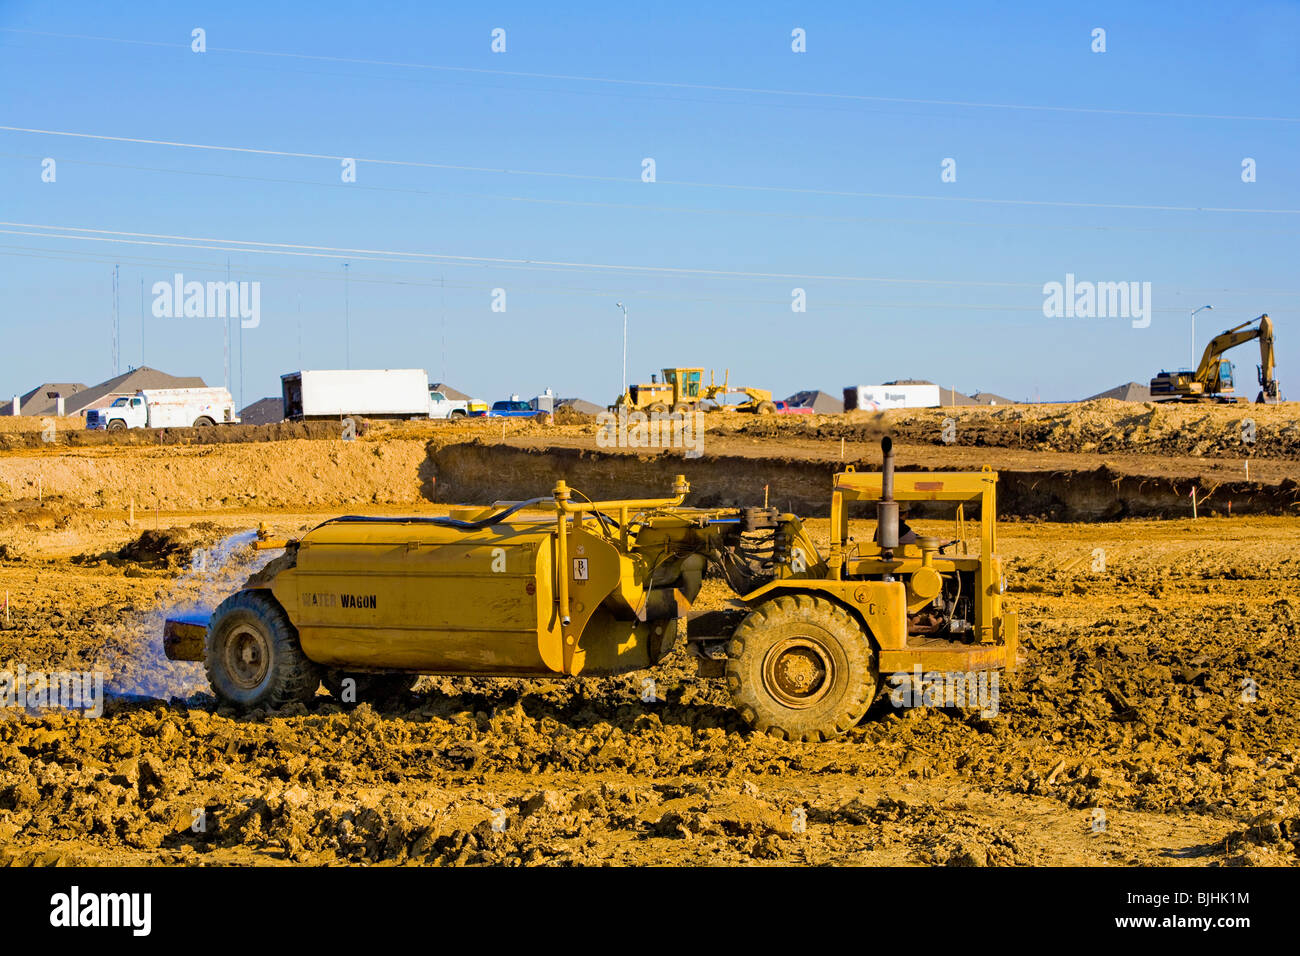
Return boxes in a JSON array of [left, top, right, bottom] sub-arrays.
[[165, 438, 1017, 741], [614, 367, 777, 415], [1150, 313, 1280, 403]]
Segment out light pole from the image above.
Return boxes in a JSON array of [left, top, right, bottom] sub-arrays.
[[1190, 305, 1212, 369], [615, 301, 628, 396], [344, 261, 351, 369]]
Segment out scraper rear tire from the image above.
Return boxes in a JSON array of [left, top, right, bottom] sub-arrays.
[[205, 589, 321, 710], [726, 594, 880, 742]]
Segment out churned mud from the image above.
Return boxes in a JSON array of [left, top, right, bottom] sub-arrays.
[[0, 402, 1296, 865], [0, 502, 1296, 866]]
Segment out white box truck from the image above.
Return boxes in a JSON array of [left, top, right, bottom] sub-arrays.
[[843, 384, 941, 411], [85, 387, 240, 430], [281, 369, 434, 421]]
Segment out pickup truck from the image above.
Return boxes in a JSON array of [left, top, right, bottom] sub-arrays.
[[427, 389, 470, 419], [487, 399, 536, 418], [85, 387, 240, 430]]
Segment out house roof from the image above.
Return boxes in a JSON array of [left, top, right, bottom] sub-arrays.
[[429, 382, 471, 401], [66, 366, 207, 415], [968, 391, 1019, 406], [239, 397, 284, 425], [784, 390, 844, 414], [5, 382, 87, 416], [556, 397, 604, 416], [1084, 381, 1153, 402]]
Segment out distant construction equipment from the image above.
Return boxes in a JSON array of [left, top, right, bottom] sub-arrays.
[[1150, 314, 1279, 403], [614, 367, 776, 414]]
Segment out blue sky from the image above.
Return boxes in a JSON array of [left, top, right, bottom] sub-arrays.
[[1, 0, 1297, 407]]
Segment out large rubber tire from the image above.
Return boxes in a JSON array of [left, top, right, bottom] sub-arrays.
[[107, 420, 127, 431], [648, 402, 669, 415], [204, 589, 322, 709], [192, 416, 215, 427], [755, 401, 777, 415], [321, 670, 419, 706], [726, 594, 880, 741], [672, 402, 693, 416], [450, 409, 466, 418]]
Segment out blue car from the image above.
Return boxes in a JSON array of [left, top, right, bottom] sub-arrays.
[[487, 399, 536, 418]]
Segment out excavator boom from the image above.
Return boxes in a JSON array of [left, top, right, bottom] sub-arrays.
[[1257, 314, 1279, 402]]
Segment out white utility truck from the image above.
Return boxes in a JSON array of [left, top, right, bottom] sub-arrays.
[[85, 387, 240, 430], [427, 387, 470, 419]]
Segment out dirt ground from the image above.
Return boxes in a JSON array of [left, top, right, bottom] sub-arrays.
[[0, 403, 1297, 866]]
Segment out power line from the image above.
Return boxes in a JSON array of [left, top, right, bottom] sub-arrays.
[[0, 221, 1078, 288], [0, 257, 1283, 319], [4, 125, 1299, 216], [5, 26, 1299, 124], [1, 244, 1291, 312], [4, 150, 1298, 237], [5, 223, 1300, 299]]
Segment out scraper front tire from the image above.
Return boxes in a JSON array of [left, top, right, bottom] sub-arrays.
[[205, 589, 321, 710]]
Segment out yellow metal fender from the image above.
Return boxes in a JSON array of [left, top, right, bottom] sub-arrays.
[[741, 579, 908, 651]]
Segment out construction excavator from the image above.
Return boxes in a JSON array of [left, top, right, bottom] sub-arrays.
[[1150, 313, 1280, 403]]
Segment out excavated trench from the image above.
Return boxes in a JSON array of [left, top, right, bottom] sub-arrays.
[[426, 441, 1300, 521]]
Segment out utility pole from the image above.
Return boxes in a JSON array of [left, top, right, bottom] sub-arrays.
[[237, 261, 245, 410], [223, 258, 231, 392], [344, 262, 351, 369], [111, 264, 120, 375], [616, 301, 628, 396]]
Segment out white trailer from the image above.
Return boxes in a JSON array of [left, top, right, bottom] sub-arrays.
[[844, 384, 942, 411], [281, 369, 432, 420], [530, 388, 556, 414], [85, 387, 240, 430]]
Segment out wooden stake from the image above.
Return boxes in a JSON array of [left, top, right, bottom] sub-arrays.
[[1245, 459, 1250, 481], [840, 437, 845, 459], [764, 484, 769, 508], [4, 591, 8, 626], [128, 497, 135, 527], [1191, 486, 1198, 520]]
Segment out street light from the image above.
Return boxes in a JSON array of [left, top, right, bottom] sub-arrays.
[[1190, 305, 1213, 369], [615, 301, 628, 395]]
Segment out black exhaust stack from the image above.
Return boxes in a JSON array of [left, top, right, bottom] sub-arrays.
[[877, 437, 898, 564]]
